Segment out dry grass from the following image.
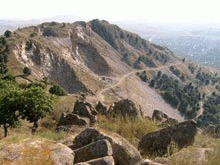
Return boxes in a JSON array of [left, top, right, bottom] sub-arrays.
[[168, 132, 220, 165], [96, 115, 159, 147], [52, 95, 77, 121]]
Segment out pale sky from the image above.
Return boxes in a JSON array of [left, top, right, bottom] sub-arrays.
[[1, 0, 220, 24]]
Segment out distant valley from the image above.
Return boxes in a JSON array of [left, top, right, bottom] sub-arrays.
[[119, 23, 220, 68]]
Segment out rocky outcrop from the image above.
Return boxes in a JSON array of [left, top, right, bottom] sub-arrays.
[[152, 110, 178, 126], [74, 139, 112, 163], [58, 112, 89, 126], [109, 99, 142, 118], [75, 156, 115, 165], [0, 138, 74, 165], [96, 101, 108, 114], [138, 120, 197, 156], [73, 100, 98, 118], [71, 128, 142, 165]]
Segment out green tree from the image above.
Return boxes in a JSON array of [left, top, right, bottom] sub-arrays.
[[0, 80, 21, 137], [21, 86, 53, 133]]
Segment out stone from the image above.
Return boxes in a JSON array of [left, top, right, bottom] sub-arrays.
[[140, 159, 164, 165], [138, 120, 197, 156], [109, 99, 142, 118], [152, 110, 178, 126], [58, 112, 89, 126], [73, 139, 113, 163], [73, 100, 97, 118], [0, 138, 74, 165], [96, 101, 108, 114], [75, 156, 115, 165], [72, 128, 142, 165]]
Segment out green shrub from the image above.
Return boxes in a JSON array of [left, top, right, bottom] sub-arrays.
[[23, 66, 32, 76], [30, 32, 37, 38], [49, 85, 67, 96]]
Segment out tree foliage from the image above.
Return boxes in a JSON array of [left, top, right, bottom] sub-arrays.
[[0, 79, 53, 136]]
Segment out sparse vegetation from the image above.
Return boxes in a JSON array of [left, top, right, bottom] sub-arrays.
[[150, 72, 201, 118], [96, 115, 158, 147]]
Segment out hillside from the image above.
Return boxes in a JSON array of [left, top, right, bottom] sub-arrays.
[[1, 19, 220, 164], [1, 19, 220, 124]]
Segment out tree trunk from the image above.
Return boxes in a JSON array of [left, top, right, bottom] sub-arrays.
[[32, 120, 39, 134], [3, 124, 8, 137]]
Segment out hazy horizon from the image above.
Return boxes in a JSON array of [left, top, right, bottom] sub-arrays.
[[1, 0, 220, 26]]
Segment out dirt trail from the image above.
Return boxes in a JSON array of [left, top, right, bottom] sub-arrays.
[[98, 62, 182, 103], [95, 62, 185, 121]]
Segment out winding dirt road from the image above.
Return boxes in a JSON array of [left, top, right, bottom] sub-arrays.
[[98, 62, 183, 103]]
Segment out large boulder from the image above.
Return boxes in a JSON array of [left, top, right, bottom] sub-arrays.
[[58, 112, 89, 126], [75, 156, 115, 165], [74, 139, 113, 163], [109, 99, 142, 117], [0, 138, 74, 165], [73, 100, 98, 118], [138, 120, 197, 156], [71, 128, 142, 165]]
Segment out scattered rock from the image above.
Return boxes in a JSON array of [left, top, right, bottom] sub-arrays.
[[109, 99, 142, 117], [73, 100, 97, 118], [75, 156, 115, 165], [0, 138, 74, 165], [58, 112, 89, 126], [138, 120, 197, 156], [72, 127, 142, 165], [96, 101, 108, 114], [152, 110, 178, 126], [73, 139, 113, 163], [140, 159, 164, 165]]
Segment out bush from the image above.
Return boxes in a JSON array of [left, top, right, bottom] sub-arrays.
[[49, 85, 67, 96], [4, 30, 11, 38], [25, 41, 32, 51], [43, 27, 57, 37], [30, 32, 37, 38], [23, 66, 32, 76]]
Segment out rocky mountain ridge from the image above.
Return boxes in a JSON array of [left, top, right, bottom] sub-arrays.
[[5, 19, 220, 123]]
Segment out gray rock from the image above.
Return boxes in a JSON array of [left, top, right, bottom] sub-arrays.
[[75, 156, 115, 165], [73, 100, 97, 118], [0, 138, 74, 165], [96, 101, 108, 114], [152, 110, 178, 126], [109, 99, 142, 118], [72, 128, 142, 165], [58, 112, 89, 126], [138, 120, 197, 156], [140, 159, 164, 165], [73, 139, 113, 163]]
